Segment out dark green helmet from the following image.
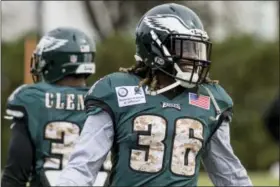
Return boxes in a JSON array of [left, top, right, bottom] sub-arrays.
[[135, 3, 212, 90], [30, 27, 96, 83]]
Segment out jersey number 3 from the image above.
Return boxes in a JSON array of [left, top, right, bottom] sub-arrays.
[[130, 115, 204, 176], [44, 121, 80, 170]]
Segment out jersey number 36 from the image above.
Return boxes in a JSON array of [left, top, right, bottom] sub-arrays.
[[130, 115, 204, 177]]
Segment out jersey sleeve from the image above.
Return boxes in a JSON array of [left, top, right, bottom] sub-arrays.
[[5, 84, 29, 120], [85, 76, 118, 122], [202, 121, 253, 186], [202, 83, 234, 145], [203, 83, 234, 112], [5, 84, 43, 142], [214, 84, 234, 109]]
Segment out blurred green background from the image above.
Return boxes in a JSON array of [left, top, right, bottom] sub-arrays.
[[1, 1, 279, 186]]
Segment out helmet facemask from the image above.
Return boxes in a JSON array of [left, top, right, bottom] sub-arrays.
[[139, 29, 212, 95], [168, 35, 212, 88]]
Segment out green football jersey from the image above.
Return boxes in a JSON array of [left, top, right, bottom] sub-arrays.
[[85, 72, 233, 186], [6, 82, 89, 185]]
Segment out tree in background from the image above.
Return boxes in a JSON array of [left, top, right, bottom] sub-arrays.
[[82, 1, 279, 42], [82, 1, 216, 41]]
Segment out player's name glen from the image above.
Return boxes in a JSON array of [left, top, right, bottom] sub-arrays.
[[45, 93, 85, 110]]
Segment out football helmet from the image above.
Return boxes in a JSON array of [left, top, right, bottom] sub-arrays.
[[135, 3, 212, 94], [30, 27, 96, 83]]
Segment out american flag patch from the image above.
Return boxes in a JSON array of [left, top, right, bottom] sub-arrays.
[[189, 93, 210, 110]]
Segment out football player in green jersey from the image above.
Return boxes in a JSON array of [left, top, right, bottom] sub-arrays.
[[57, 3, 253, 186], [1, 27, 99, 187]]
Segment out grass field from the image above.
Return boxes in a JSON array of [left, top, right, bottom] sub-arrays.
[[198, 172, 279, 186], [23, 171, 279, 186]]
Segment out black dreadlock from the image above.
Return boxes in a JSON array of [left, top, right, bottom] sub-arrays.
[[119, 62, 159, 91]]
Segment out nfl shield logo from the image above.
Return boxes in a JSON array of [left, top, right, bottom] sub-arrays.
[[70, 55, 77, 63], [80, 45, 90, 52]]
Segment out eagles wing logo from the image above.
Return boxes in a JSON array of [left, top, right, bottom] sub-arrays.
[[143, 14, 191, 34], [143, 14, 208, 38], [36, 36, 68, 54]]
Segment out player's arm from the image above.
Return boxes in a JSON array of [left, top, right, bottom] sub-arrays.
[[56, 111, 114, 186], [1, 119, 34, 187], [56, 76, 116, 186], [201, 112, 253, 186]]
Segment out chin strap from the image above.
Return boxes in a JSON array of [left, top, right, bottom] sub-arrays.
[[145, 81, 181, 96]]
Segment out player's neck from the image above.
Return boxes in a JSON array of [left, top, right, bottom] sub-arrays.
[[157, 72, 175, 89], [55, 77, 86, 87]]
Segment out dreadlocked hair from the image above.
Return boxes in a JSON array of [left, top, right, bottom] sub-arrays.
[[204, 76, 219, 84], [119, 62, 159, 91]]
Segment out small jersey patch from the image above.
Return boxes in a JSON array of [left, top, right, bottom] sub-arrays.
[[161, 102, 181, 111], [115, 86, 146, 107], [189, 93, 210, 110]]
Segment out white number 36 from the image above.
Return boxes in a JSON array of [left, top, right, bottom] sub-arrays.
[[130, 115, 204, 176]]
